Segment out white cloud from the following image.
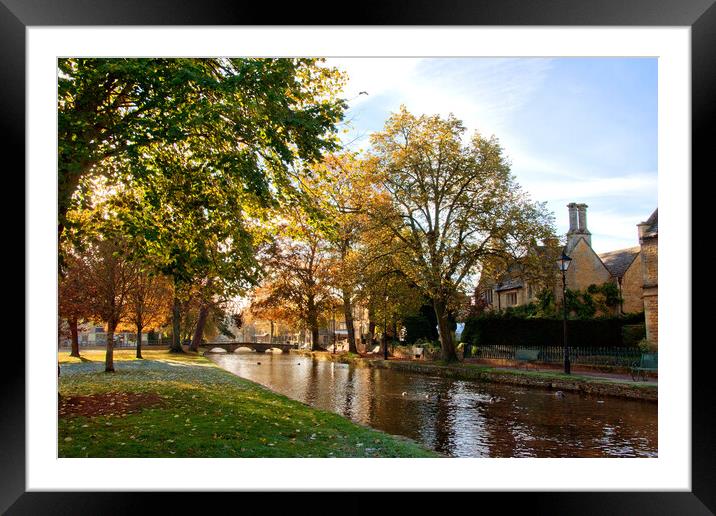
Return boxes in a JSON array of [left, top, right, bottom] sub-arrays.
[[326, 57, 656, 251], [330, 57, 553, 136], [521, 172, 657, 204], [327, 58, 424, 105]]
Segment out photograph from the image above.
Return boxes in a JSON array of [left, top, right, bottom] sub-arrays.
[[56, 56, 659, 459], [6, 7, 708, 509]]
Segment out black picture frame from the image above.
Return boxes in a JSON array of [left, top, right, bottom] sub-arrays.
[[4, 1, 710, 513]]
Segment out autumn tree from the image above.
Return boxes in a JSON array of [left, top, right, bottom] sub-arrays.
[[127, 271, 172, 358], [350, 234, 424, 354], [250, 214, 334, 350], [301, 153, 379, 353], [369, 107, 555, 362], [80, 237, 136, 372], [58, 249, 92, 357]]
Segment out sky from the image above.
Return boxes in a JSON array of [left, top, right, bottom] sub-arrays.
[[326, 57, 658, 254]]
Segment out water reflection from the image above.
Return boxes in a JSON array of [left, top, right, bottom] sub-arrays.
[[208, 353, 657, 458]]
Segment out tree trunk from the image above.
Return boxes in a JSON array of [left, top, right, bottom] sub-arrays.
[[69, 316, 80, 358], [105, 323, 116, 372], [307, 297, 322, 351], [310, 322, 320, 351], [434, 299, 458, 362], [342, 289, 357, 353], [190, 304, 209, 352], [170, 294, 183, 353], [136, 323, 143, 359]]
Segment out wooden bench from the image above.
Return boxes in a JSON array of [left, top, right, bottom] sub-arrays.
[[515, 348, 540, 370], [631, 352, 657, 381]]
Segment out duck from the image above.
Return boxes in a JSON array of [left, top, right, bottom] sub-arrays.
[[401, 392, 407, 396], [488, 396, 498, 404], [554, 390, 565, 399]]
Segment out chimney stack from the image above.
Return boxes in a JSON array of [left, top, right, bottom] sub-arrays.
[[566, 202, 592, 250], [567, 203, 578, 234]]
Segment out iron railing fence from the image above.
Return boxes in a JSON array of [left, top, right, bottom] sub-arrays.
[[471, 345, 643, 367]]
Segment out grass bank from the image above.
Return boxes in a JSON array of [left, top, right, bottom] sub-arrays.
[[58, 350, 437, 458]]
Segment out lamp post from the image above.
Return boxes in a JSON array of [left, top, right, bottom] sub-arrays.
[[556, 251, 573, 374]]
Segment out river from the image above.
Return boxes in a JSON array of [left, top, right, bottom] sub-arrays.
[[207, 351, 657, 458]]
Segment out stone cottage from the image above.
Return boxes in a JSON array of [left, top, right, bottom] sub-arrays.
[[477, 204, 658, 334]]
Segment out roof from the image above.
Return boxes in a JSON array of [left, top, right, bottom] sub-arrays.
[[642, 209, 658, 237], [494, 278, 524, 292], [598, 246, 641, 278]]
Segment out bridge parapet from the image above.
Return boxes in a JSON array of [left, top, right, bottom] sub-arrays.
[[202, 342, 298, 354]]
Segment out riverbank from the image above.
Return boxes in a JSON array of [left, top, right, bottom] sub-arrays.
[[57, 350, 438, 457], [291, 350, 657, 402]]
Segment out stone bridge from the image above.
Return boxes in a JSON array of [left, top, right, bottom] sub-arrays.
[[200, 342, 298, 354]]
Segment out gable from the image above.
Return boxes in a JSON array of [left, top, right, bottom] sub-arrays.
[[566, 238, 613, 289]]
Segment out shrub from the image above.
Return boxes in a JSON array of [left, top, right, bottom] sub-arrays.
[[403, 311, 439, 344], [462, 314, 639, 348], [622, 324, 647, 347]]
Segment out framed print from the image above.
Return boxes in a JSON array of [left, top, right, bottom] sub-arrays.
[[5, 0, 712, 513]]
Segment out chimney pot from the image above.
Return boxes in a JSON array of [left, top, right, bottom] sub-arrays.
[[637, 222, 648, 240]]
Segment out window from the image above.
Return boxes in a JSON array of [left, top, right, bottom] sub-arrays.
[[484, 289, 493, 304], [506, 292, 518, 306]]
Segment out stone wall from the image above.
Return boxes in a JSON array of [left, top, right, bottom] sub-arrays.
[[620, 254, 644, 314], [376, 360, 657, 402], [495, 287, 530, 309], [640, 237, 658, 347], [643, 288, 658, 345]]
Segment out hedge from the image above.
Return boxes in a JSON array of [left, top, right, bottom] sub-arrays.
[[462, 315, 645, 348]]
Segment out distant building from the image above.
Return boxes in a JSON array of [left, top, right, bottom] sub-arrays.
[[58, 321, 151, 349]]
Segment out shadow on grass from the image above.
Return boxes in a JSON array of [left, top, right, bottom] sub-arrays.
[[64, 354, 95, 363]]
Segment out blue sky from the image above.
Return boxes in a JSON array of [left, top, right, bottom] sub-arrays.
[[327, 57, 657, 254]]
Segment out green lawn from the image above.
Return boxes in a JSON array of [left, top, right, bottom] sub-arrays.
[[58, 350, 437, 458]]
